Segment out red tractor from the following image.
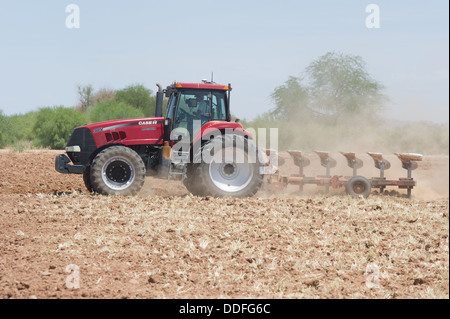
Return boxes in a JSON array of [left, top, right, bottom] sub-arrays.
[[55, 81, 265, 197]]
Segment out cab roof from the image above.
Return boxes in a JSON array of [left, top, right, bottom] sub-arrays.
[[173, 82, 230, 90]]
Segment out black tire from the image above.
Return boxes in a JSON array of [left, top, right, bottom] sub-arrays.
[[90, 146, 146, 196], [192, 134, 264, 197], [346, 176, 372, 198], [83, 167, 94, 193]]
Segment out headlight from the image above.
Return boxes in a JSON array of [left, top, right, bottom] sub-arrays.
[[66, 145, 81, 152]]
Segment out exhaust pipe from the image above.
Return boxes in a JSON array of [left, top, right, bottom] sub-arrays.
[[155, 83, 164, 117]]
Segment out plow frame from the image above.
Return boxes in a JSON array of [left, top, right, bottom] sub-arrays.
[[268, 151, 423, 198]]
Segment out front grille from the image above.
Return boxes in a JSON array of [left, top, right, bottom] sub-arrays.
[[66, 127, 97, 165]]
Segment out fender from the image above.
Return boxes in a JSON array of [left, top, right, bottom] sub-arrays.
[[192, 121, 253, 145]]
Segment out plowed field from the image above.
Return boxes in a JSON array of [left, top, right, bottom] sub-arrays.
[[0, 150, 448, 299]]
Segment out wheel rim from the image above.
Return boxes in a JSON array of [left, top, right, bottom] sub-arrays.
[[101, 157, 135, 191], [208, 148, 254, 193], [352, 181, 367, 195]]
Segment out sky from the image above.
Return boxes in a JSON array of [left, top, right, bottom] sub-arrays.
[[0, 0, 448, 123]]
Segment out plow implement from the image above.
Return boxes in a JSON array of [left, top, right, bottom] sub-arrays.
[[268, 151, 423, 198]]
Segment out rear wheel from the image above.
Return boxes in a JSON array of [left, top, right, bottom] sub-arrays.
[[183, 166, 207, 196], [346, 176, 372, 198], [193, 135, 263, 197], [90, 146, 146, 196]]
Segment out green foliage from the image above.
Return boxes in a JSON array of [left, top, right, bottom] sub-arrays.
[[1, 110, 39, 149], [1, 83, 156, 150], [89, 100, 145, 124], [115, 84, 156, 116], [0, 110, 12, 148], [7, 111, 38, 142], [271, 76, 310, 122], [32, 106, 88, 149]]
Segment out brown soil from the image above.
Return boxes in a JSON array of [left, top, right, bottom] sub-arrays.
[[0, 150, 448, 299]]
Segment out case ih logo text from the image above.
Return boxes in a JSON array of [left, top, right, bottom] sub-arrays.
[[138, 120, 158, 125]]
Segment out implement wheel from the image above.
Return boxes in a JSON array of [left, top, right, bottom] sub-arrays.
[[346, 176, 372, 198]]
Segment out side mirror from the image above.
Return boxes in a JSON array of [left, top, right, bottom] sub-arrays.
[[235, 118, 240, 123]]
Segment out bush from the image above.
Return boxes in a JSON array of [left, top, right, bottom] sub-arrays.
[[89, 100, 145, 124], [7, 111, 38, 144], [0, 110, 12, 148], [1, 110, 39, 149], [32, 106, 88, 149]]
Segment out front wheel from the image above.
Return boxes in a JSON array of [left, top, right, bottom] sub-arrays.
[[83, 167, 94, 193], [90, 146, 146, 196]]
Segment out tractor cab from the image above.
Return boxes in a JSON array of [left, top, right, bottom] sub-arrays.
[[157, 82, 232, 142]]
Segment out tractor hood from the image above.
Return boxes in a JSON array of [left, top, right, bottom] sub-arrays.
[[67, 117, 166, 164]]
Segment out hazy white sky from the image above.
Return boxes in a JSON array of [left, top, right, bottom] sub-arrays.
[[0, 0, 448, 123]]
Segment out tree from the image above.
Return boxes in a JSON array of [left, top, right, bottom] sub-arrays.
[[89, 100, 145, 124], [307, 52, 385, 123], [33, 106, 87, 149], [77, 84, 94, 112], [271, 52, 386, 124], [115, 84, 155, 116]]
